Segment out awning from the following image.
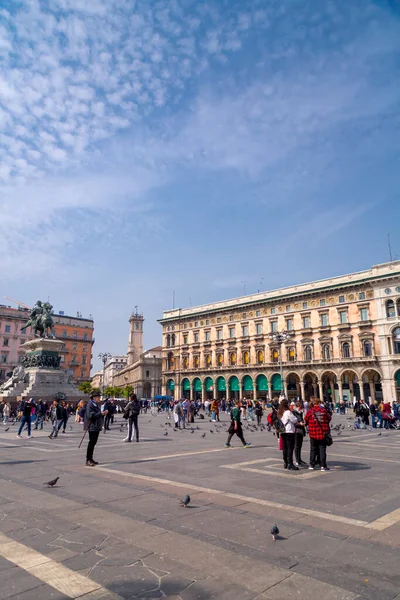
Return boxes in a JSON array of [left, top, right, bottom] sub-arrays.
[[182, 378, 190, 391], [205, 377, 213, 391], [256, 374, 268, 391], [271, 374, 282, 391], [243, 375, 253, 391], [217, 377, 226, 392], [229, 376, 240, 392], [193, 378, 202, 392]]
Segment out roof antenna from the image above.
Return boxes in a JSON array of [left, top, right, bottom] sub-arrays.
[[388, 233, 393, 262]]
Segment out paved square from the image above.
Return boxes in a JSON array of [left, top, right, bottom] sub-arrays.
[[0, 413, 400, 600]]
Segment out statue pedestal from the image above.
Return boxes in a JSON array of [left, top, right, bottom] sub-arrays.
[[0, 338, 84, 404]]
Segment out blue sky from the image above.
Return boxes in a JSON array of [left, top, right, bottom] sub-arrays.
[[1, 0, 399, 372]]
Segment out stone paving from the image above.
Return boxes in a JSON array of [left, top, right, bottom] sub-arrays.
[[0, 412, 400, 599]]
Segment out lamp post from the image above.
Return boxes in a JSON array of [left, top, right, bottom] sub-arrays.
[[269, 330, 294, 399], [98, 352, 112, 398]]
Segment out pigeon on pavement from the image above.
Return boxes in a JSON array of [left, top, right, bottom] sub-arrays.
[[163, 431, 168, 436], [201, 433, 206, 438], [43, 477, 59, 488], [4, 428, 9, 432], [271, 524, 279, 541], [180, 494, 191, 507]]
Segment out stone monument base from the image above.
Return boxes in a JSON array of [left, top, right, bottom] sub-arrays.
[[0, 338, 85, 406]]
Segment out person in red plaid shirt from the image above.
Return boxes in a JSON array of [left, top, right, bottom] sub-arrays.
[[305, 397, 332, 471]]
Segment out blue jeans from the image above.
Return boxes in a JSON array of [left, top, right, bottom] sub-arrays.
[[371, 415, 377, 428], [35, 415, 44, 429], [18, 416, 31, 436]]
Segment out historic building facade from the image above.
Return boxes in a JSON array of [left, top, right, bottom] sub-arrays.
[[112, 310, 162, 398], [103, 355, 127, 388], [159, 261, 400, 404]]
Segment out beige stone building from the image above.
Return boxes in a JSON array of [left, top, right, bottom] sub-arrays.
[[91, 371, 103, 390], [112, 310, 162, 398], [103, 355, 127, 388], [160, 261, 400, 404]]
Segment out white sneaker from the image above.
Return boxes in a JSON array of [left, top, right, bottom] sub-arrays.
[[17, 434, 22, 439], [27, 435, 33, 439], [123, 437, 131, 442], [294, 462, 299, 467]]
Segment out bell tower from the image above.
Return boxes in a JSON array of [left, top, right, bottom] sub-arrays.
[[127, 307, 144, 366]]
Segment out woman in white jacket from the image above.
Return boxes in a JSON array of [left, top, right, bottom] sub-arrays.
[[277, 399, 299, 470]]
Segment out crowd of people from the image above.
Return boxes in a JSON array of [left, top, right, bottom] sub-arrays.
[[2, 391, 399, 470]]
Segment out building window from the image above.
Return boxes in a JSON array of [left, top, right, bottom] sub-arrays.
[[183, 334, 188, 345], [194, 356, 199, 368], [170, 334, 174, 346], [320, 313, 328, 327], [166, 334, 171, 347], [286, 305, 291, 312], [205, 331, 210, 341], [256, 310, 261, 317], [217, 353, 223, 366], [194, 332, 199, 343], [243, 351, 249, 365], [3, 338, 9, 347], [167, 352, 175, 370], [256, 323, 263, 335], [229, 352, 236, 366], [342, 342, 351, 358], [286, 319, 293, 331], [184, 324, 187, 329], [81, 369, 85, 378], [271, 321, 277, 333], [194, 321, 198, 327], [62, 330, 67, 337], [339, 295, 345, 303], [217, 318, 221, 323], [206, 355, 211, 367], [73, 332, 78, 339], [229, 327, 235, 338], [83, 345, 87, 352], [183, 356, 188, 368], [83, 333, 88, 340], [1, 354, 7, 363], [393, 328, 400, 354], [303, 316, 310, 328], [72, 343, 77, 351], [272, 349, 279, 363], [304, 345, 312, 361], [217, 329, 223, 340], [386, 300, 396, 318], [18, 354, 24, 363], [360, 308, 369, 322], [288, 347, 295, 362], [242, 325, 248, 337], [320, 299, 326, 307], [242, 313, 247, 319], [4, 325, 10, 333], [0, 370, 5, 379], [339, 310, 348, 324], [257, 350, 264, 364], [359, 292, 366, 300], [322, 344, 331, 360], [229, 316, 234, 322], [364, 341, 373, 357], [206, 319, 209, 325], [302, 302, 308, 310], [82, 355, 87, 365]]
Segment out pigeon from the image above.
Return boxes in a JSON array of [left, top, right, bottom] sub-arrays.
[[163, 431, 168, 436], [377, 432, 382, 436], [44, 477, 59, 488], [201, 433, 206, 438], [337, 430, 342, 436], [4, 428, 9, 432], [69, 425, 73, 431], [209, 430, 214, 434], [180, 494, 191, 507], [190, 430, 194, 434], [271, 524, 279, 541]]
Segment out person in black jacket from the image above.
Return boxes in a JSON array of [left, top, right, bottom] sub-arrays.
[[85, 390, 107, 466], [49, 400, 63, 438], [123, 393, 141, 442], [17, 398, 36, 439]]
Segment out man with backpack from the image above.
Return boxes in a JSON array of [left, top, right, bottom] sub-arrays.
[[123, 393, 141, 442]]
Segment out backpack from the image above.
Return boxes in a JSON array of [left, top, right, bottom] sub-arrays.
[[269, 410, 285, 433]]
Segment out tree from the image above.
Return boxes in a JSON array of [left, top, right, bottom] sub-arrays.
[[104, 386, 116, 398], [122, 385, 134, 399], [78, 381, 92, 395]]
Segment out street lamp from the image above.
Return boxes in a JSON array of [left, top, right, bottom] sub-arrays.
[[98, 352, 112, 397], [268, 330, 294, 399]]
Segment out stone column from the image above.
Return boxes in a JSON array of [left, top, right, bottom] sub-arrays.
[[338, 381, 343, 404], [349, 381, 354, 403], [369, 378, 376, 404], [300, 381, 305, 402], [312, 382, 318, 398], [318, 382, 324, 401], [359, 380, 365, 402]]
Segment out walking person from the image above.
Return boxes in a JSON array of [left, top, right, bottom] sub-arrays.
[[305, 397, 332, 471], [49, 400, 63, 438], [292, 401, 307, 466], [34, 400, 46, 430], [255, 402, 263, 426], [3, 401, 11, 424], [85, 390, 107, 466], [17, 398, 35, 439], [225, 399, 251, 448], [277, 399, 299, 470], [57, 401, 69, 433], [123, 393, 141, 442]]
